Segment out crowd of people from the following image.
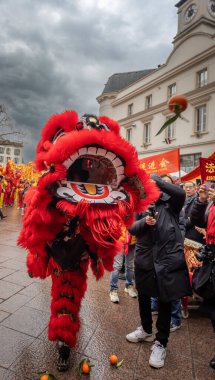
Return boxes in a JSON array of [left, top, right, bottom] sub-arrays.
[[0, 175, 35, 218], [1, 168, 215, 371], [108, 175, 215, 370]]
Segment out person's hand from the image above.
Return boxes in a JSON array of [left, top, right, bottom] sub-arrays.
[[198, 184, 208, 202], [146, 215, 157, 225], [208, 187, 215, 202]]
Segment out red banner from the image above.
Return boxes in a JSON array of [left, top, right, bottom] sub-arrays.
[[139, 148, 180, 175], [200, 158, 215, 182], [181, 152, 215, 182]]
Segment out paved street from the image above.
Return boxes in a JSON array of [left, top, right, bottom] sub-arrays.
[[0, 207, 214, 379]]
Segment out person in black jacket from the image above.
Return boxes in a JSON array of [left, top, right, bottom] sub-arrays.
[[126, 175, 192, 369], [190, 183, 215, 370], [183, 181, 204, 244], [151, 174, 185, 331]]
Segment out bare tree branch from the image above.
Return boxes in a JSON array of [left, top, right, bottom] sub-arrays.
[[0, 104, 24, 140]]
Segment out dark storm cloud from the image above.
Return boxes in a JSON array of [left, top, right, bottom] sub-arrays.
[[0, 0, 177, 161]]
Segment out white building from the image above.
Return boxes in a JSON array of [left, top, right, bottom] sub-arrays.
[[97, 0, 215, 173], [0, 140, 23, 165]]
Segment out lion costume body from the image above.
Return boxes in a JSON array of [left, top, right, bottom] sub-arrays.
[[18, 111, 159, 370]]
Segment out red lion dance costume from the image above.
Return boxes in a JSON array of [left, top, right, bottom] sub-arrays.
[[18, 112, 159, 371]]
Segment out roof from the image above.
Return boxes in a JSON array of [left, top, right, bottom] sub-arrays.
[[102, 69, 155, 94], [175, 0, 188, 8], [0, 139, 23, 147]]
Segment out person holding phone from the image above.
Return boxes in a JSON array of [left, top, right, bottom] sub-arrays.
[[190, 183, 215, 369], [183, 181, 205, 244], [126, 175, 191, 369]]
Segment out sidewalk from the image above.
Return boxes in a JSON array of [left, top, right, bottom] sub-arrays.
[[0, 207, 214, 379]]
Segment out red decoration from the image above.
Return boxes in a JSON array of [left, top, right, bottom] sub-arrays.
[[199, 157, 215, 183], [156, 95, 188, 136], [168, 95, 188, 113]]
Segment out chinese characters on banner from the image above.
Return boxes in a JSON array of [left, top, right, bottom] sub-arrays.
[[199, 158, 215, 182], [139, 148, 180, 175]]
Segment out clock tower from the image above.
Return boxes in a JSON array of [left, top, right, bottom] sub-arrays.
[[174, 0, 215, 47]]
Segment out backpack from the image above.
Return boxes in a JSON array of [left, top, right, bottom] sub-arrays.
[[192, 260, 215, 299]]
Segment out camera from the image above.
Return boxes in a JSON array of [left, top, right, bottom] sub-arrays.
[[146, 203, 156, 218], [196, 245, 215, 262]]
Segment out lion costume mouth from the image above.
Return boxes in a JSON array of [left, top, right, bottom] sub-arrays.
[[56, 145, 127, 204]]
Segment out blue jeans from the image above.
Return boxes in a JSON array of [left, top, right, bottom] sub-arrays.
[[151, 297, 182, 326], [110, 245, 135, 291], [171, 299, 182, 326]]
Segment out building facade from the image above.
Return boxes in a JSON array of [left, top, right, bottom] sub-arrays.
[[0, 140, 23, 165], [97, 0, 215, 173]]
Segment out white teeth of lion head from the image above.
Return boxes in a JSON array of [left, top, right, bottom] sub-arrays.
[[96, 148, 106, 156], [78, 147, 88, 156], [62, 146, 125, 185], [113, 157, 122, 167], [63, 157, 74, 169], [105, 151, 117, 161], [116, 166, 124, 176], [87, 147, 97, 155]]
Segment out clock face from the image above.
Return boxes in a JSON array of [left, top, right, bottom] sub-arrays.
[[184, 3, 198, 23], [208, 0, 215, 17]]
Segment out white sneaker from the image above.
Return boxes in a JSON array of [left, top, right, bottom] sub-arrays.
[[170, 323, 181, 332], [109, 290, 119, 303], [149, 340, 166, 368], [124, 285, 137, 298], [126, 326, 154, 343]]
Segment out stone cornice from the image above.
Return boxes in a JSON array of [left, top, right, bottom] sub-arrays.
[[0, 140, 23, 147], [118, 82, 215, 126], [110, 46, 215, 107], [138, 139, 215, 156], [96, 91, 118, 104], [174, 18, 215, 44]]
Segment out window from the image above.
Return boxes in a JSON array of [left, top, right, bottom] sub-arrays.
[[167, 83, 176, 98], [6, 156, 11, 162], [6, 148, 11, 155], [127, 103, 133, 116], [145, 95, 152, 109], [143, 123, 151, 145], [14, 157, 19, 164], [14, 148, 20, 156], [126, 128, 132, 142], [166, 122, 176, 140], [0, 156, 4, 163], [0, 147, 4, 154], [196, 105, 206, 133], [180, 153, 201, 173], [197, 68, 207, 88]]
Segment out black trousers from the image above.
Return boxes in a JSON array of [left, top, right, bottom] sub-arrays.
[[138, 291, 172, 347]]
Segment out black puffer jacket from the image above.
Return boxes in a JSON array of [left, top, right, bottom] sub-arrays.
[[129, 177, 192, 302], [183, 194, 205, 244]]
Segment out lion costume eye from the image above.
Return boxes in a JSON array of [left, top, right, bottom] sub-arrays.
[[52, 128, 66, 144]]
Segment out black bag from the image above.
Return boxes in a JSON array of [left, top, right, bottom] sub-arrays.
[[192, 261, 215, 299]]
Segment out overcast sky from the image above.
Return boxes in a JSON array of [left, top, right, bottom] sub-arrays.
[[0, 0, 178, 162]]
